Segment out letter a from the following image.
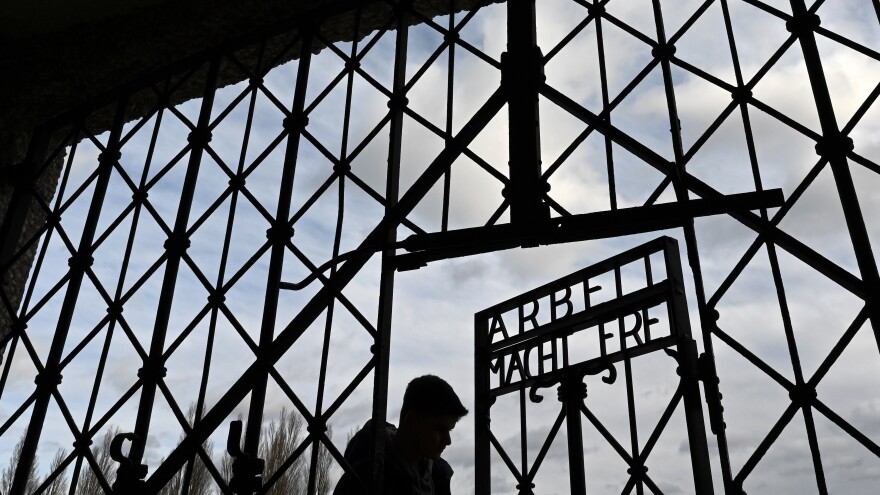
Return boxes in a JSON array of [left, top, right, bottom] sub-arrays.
[[488, 312, 510, 343], [506, 352, 527, 386]]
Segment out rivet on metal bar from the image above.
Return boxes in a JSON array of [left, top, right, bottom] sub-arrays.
[[187, 128, 213, 147], [626, 464, 649, 481], [106, 301, 124, 319], [137, 362, 167, 383], [516, 481, 536, 492], [228, 174, 247, 192], [586, 2, 605, 15], [500, 48, 545, 96], [282, 114, 309, 132], [265, 221, 294, 246], [386, 94, 409, 110], [730, 86, 753, 105], [163, 233, 191, 256], [45, 209, 62, 227], [71, 436, 93, 453], [785, 12, 821, 36], [651, 43, 676, 61], [333, 160, 352, 175], [131, 188, 149, 205], [67, 252, 95, 272], [344, 59, 361, 71], [814, 133, 854, 159], [207, 289, 227, 309], [556, 380, 588, 403], [788, 384, 818, 407], [307, 418, 328, 435], [98, 149, 122, 166], [10, 319, 27, 336], [33, 369, 63, 391]]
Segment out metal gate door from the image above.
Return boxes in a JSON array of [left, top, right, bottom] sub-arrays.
[[475, 238, 714, 494], [2, 0, 880, 493]]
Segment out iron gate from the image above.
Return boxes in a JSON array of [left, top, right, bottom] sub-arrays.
[[1, 0, 879, 493], [475, 237, 715, 494]]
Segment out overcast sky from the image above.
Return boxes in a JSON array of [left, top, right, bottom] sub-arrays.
[[2, 0, 880, 494]]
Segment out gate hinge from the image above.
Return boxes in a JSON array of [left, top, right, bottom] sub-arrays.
[[697, 352, 726, 434]]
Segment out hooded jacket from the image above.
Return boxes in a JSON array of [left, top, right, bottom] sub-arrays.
[[332, 420, 453, 495]]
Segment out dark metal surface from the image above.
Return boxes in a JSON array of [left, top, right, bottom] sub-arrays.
[[1, 0, 878, 493]]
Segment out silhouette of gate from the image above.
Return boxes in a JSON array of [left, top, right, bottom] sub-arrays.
[[1, 0, 879, 493]]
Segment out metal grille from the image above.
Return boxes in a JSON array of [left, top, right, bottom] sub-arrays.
[[1, 0, 879, 493]]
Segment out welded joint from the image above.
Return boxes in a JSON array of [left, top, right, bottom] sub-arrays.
[[137, 362, 168, 383], [33, 369, 63, 391], [651, 42, 676, 62], [67, 251, 95, 273], [788, 383, 818, 407], [187, 128, 213, 148], [500, 46, 546, 98], [730, 86, 753, 105], [163, 232, 191, 256], [785, 12, 821, 37], [814, 133, 854, 160], [266, 221, 295, 246], [282, 114, 309, 133], [556, 380, 587, 403]]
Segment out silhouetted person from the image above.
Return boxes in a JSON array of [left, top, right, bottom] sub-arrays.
[[333, 375, 468, 495]]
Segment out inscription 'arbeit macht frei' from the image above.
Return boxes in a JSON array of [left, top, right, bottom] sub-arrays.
[[478, 241, 687, 394]]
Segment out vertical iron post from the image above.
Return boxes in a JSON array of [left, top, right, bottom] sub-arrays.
[[504, 0, 547, 230], [11, 97, 127, 495], [666, 240, 715, 494], [234, 33, 314, 495], [561, 373, 587, 495], [649, 0, 734, 488], [665, 241, 715, 493], [125, 57, 221, 483], [370, 1, 409, 492], [474, 312, 491, 494]]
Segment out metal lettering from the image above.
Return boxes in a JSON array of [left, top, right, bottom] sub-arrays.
[[620, 312, 644, 350], [536, 339, 557, 375], [599, 322, 613, 357], [488, 311, 510, 343], [550, 287, 573, 320], [583, 279, 602, 308], [505, 352, 527, 387], [518, 299, 540, 333]]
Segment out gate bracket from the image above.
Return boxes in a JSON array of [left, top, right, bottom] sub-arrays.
[[227, 420, 265, 494], [110, 432, 148, 495], [697, 352, 726, 435]]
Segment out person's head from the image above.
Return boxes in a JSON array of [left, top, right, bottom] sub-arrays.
[[397, 375, 468, 461]]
